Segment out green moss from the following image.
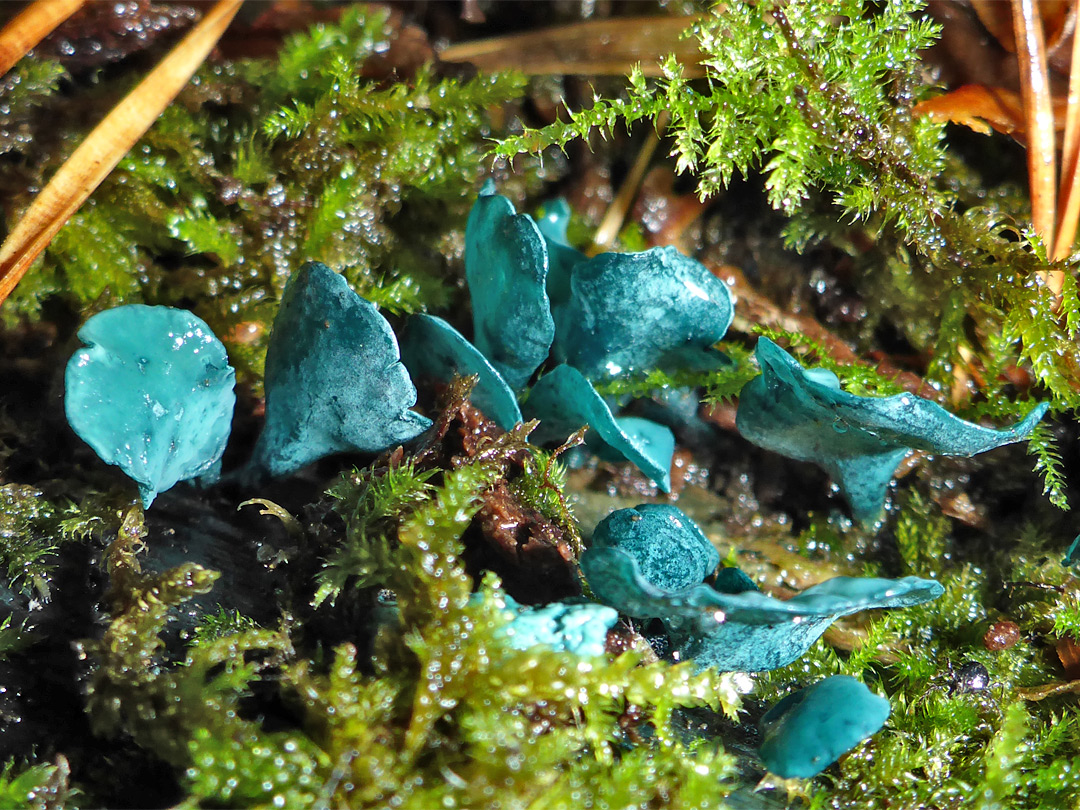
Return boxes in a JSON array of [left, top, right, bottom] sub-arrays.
[[0, 615, 35, 660], [86, 507, 220, 759], [10, 1, 1080, 805], [977, 703, 1031, 807], [894, 491, 951, 578], [508, 446, 581, 553], [0, 58, 67, 156], [188, 607, 262, 648], [183, 723, 328, 810], [0, 484, 102, 599], [592, 340, 758, 403], [315, 459, 439, 607], [499, 0, 1080, 417], [1026, 423, 1070, 511], [78, 438, 745, 808], [0, 756, 75, 810], [9, 7, 526, 386], [1050, 595, 1080, 643]]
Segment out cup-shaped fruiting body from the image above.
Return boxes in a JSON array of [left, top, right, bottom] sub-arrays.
[[758, 676, 891, 778], [550, 246, 734, 381], [65, 305, 236, 507], [525, 365, 675, 492], [249, 262, 431, 478], [466, 181, 555, 392], [737, 337, 1049, 525], [581, 504, 944, 671], [496, 593, 618, 657], [399, 313, 522, 431], [589, 503, 720, 593]]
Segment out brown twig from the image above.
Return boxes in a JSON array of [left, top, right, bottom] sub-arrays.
[[1053, 0, 1080, 262], [438, 15, 704, 78], [1017, 679, 1080, 701], [591, 111, 670, 252], [0, 0, 84, 77], [1012, 0, 1060, 268], [0, 0, 244, 307]]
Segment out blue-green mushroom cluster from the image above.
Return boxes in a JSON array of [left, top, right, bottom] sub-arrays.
[[399, 179, 736, 493], [61, 181, 735, 500], [400, 314, 523, 432], [64, 262, 434, 500], [62, 180, 1055, 784], [581, 503, 944, 672], [580, 503, 939, 777], [463, 184, 555, 392]]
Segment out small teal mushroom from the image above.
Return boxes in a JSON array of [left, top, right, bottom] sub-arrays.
[[550, 246, 734, 381], [581, 504, 944, 671], [399, 313, 523, 431], [736, 337, 1049, 525], [1063, 535, 1080, 568], [534, 197, 584, 309], [632, 385, 717, 447], [524, 364, 675, 492], [249, 262, 431, 478], [537, 197, 733, 380], [758, 676, 891, 778], [466, 181, 555, 391], [496, 593, 618, 657], [671, 573, 943, 672], [589, 504, 719, 592], [65, 305, 236, 508]]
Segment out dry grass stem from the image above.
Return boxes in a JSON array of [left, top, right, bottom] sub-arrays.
[[439, 16, 704, 77], [1013, 0, 1058, 254], [591, 111, 670, 252], [1052, 0, 1080, 263], [0, 0, 84, 77], [0, 0, 244, 307]]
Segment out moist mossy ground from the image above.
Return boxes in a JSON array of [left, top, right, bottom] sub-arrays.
[[1, 2, 1080, 809]]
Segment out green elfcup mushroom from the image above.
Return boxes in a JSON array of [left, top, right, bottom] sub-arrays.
[[465, 180, 555, 392], [495, 593, 618, 657], [525, 365, 675, 493], [737, 337, 1048, 526], [758, 676, 891, 779], [582, 504, 943, 671], [248, 262, 431, 478], [65, 305, 236, 508], [550, 246, 734, 382], [399, 313, 523, 431]]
